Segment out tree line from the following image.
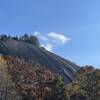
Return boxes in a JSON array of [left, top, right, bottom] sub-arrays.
[[0, 34, 40, 46]]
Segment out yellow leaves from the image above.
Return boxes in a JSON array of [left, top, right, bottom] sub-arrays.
[[66, 83, 80, 96], [73, 84, 80, 91], [0, 55, 4, 61], [0, 55, 6, 68]]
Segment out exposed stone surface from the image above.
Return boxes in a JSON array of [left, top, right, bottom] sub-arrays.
[[0, 39, 80, 83]]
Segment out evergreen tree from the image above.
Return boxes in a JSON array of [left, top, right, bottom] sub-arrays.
[[20, 34, 40, 46], [0, 35, 8, 41]]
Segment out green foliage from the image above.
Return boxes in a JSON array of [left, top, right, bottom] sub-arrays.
[[19, 34, 40, 46], [0, 34, 40, 46], [12, 36, 19, 40], [45, 75, 68, 100], [0, 35, 9, 41], [79, 68, 100, 100], [66, 66, 100, 100]]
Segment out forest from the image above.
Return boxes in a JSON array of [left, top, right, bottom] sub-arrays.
[[0, 55, 100, 100], [0, 34, 100, 100]]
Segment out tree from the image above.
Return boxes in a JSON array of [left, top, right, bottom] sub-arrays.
[[12, 36, 19, 40], [19, 34, 40, 46], [0, 34, 40, 46], [28, 35, 40, 46], [66, 66, 100, 100], [0, 55, 21, 100], [5, 56, 54, 100], [78, 67, 100, 100], [5, 56, 68, 100], [5, 56, 36, 100], [0, 35, 8, 41], [45, 74, 68, 100]]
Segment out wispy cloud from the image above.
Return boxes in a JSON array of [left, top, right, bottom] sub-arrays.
[[34, 31, 48, 41], [34, 31, 71, 52], [47, 32, 71, 44], [41, 43, 53, 51]]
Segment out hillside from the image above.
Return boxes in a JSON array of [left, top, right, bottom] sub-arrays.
[[0, 38, 80, 83]]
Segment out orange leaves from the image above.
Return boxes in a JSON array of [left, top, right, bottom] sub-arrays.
[[5, 56, 56, 99], [0, 55, 68, 100], [6, 57, 35, 83]]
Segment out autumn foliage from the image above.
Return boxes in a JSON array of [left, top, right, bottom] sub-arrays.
[[66, 66, 100, 100], [0, 55, 100, 100], [4, 56, 67, 100]]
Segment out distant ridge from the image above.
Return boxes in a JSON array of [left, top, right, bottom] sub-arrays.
[[0, 38, 80, 83]]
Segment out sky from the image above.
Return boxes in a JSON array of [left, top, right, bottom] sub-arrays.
[[0, 0, 100, 68]]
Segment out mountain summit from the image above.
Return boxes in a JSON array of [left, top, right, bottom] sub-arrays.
[[0, 35, 80, 83]]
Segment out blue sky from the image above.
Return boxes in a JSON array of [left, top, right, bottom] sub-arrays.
[[0, 0, 100, 68]]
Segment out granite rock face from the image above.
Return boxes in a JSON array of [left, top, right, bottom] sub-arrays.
[[0, 39, 80, 83]]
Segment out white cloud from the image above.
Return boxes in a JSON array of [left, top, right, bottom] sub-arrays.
[[41, 43, 53, 51], [33, 31, 71, 52], [47, 32, 71, 44], [34, 31, 48, 41]]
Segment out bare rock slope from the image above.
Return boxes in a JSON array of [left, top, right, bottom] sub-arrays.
[[0, 39, 80, 83]]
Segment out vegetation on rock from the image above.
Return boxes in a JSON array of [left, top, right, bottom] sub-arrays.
[[0, 34, 40, 46], [0, 34, 99, 100]]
